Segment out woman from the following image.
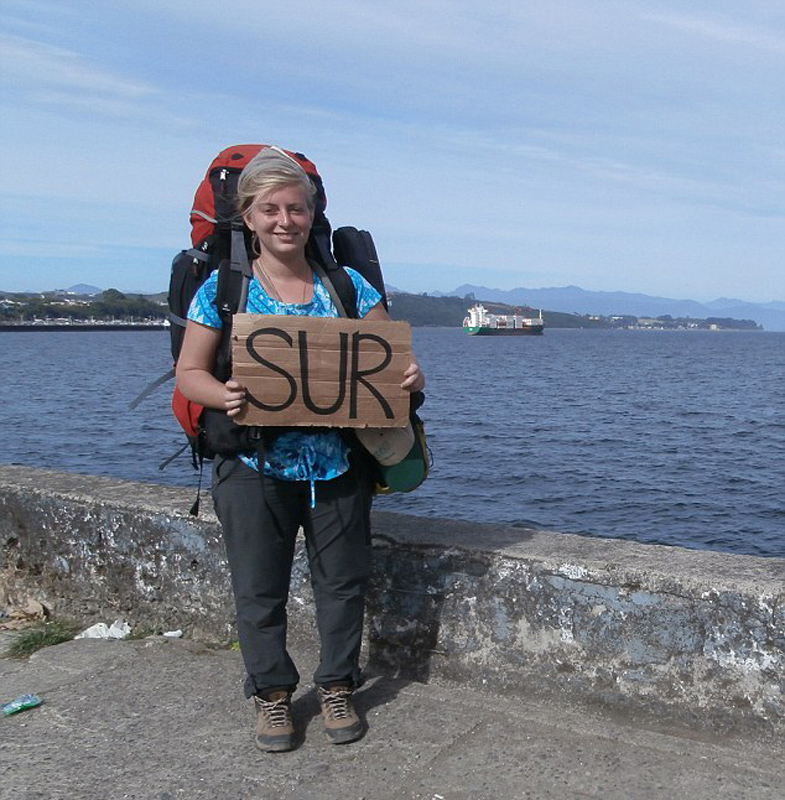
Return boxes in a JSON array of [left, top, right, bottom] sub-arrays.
[[176, 147, 424, 752]]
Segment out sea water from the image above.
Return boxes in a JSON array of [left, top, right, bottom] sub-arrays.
[[2, 328, 783, 557]]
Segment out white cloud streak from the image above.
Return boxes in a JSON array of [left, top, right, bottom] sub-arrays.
[[645, 12, 785, 54], [1, 33, 153, 98], [0, 31, 198, 129]]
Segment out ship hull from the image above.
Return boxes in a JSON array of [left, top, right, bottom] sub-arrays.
[[463, 325, 544, 336]]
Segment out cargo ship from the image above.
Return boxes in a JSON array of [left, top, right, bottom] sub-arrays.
[[462, 304, 544, 336]]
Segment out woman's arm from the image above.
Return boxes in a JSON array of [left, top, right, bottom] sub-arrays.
[[363, 302, 426, 393], [175, 320, 247, 416]]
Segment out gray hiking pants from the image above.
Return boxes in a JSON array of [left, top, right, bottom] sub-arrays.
[[211, 455, 373, 698]]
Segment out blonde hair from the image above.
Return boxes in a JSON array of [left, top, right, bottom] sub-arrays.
[[237, 147, 317, 216]]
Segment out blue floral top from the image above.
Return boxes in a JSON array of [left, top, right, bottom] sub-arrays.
[[188, 267, 382, 500]]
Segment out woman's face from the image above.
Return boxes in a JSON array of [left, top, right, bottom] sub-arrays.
[[243, 184, 313, 261]]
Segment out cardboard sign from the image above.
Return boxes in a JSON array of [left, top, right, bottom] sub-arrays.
[[231, 314, 412, 428]]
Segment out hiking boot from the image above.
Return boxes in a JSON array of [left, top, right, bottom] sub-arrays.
[[317, 685, 364, 744], [254, 690, 295, 752]]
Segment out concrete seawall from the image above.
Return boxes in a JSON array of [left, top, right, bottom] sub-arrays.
[[1, 465, 782, 735]]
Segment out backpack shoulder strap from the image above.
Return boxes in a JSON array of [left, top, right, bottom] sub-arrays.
[[313, 262, 358, 319], [214, 225, 252, 379], [216, 226, 252, 317]]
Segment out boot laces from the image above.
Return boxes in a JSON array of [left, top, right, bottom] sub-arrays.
[[255, 694, 291, 728], [320, 687, 353, 720]]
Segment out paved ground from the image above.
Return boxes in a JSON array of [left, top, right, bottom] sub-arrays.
[[1, 636, 782, 800]]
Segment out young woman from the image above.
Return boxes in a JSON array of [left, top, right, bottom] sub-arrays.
[[176, 147, 424, 752]]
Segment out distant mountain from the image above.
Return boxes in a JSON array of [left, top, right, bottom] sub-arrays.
[[62, 284, 102, 295], [449, 284, 785, 331]]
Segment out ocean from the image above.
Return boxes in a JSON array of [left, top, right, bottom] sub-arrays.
[[2, 327, 783, 558]]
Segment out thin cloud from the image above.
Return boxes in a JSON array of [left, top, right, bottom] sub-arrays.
[[0, 32, 197, 128], [1, 33, 153, 98], [0, 239, 104, 258], [30, 89, 191, 126], [408, 125, 781, 218], [645, 12, 785, 54], [137, 0, 495, 52]]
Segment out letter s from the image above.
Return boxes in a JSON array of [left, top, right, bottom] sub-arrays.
[[244, 327, 297, 411]]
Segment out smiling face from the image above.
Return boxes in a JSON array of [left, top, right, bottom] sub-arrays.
[[243, 183, 314, 262]]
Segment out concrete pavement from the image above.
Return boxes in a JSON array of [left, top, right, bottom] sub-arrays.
[[1, 635, 782, 800]]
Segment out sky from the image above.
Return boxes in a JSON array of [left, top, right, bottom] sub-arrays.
[[1, 0, 784, 303]]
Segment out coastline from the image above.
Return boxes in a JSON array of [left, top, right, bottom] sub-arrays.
[[0, 322, 168, 332]]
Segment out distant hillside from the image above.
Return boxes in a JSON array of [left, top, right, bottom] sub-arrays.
[[387, 291, 761, 330], [388, 292, 610, 329], [63, 283, 102, 295], [449, 284, 784, 331], [0, 289, 165, 323], [387, 293, 470, 326]]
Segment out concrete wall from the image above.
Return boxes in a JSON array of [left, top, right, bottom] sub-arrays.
[[1, 465, 782, 734]]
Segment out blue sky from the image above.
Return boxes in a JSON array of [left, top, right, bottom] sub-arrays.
[[1, 0, 784, 303]]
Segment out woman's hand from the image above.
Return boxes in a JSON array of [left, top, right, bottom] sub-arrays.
[[177, 322, 250, 414], [401, 362, 425, 393], [359, 302, 425, 393], [223, 379, 247, 417]]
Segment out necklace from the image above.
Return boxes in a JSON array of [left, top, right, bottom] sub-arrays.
[[254, 261, 310, 304]]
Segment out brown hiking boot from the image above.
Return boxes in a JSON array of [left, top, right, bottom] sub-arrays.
[[254, 690, 295, 752], [317, 685, 364, 744]]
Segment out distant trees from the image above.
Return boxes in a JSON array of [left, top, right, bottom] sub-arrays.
[[0, 289, 166, 322], [387, 293, 470, 326], [92, 288, 163, 320], [705, 317, 760, 331]]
